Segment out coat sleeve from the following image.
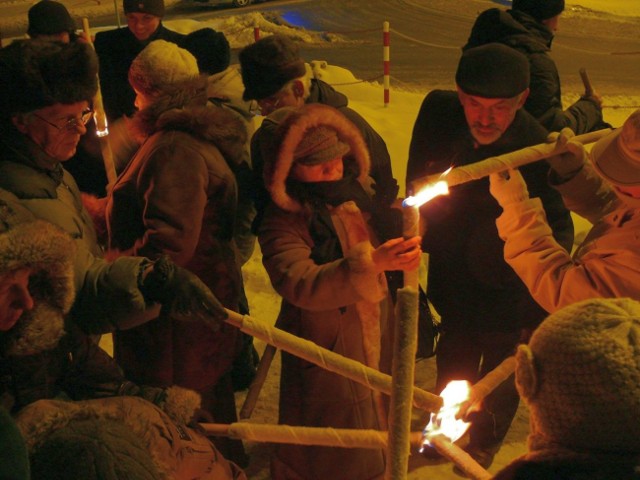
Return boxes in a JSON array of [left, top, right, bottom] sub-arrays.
[[114, 141, 212, 266], [495, 196, 638, 313], [259, 207, 385, 310]]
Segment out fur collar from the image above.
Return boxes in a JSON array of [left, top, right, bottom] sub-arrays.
[[129, 76, 248, 168], [264, 104, 371, 213]]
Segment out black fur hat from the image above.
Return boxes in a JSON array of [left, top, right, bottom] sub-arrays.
[[0, 40, 98, 117], [239, 34, 306, 101], [184, 28, 231, 76]]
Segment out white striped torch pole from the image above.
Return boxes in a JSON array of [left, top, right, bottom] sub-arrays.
[[383, 21, 390, 107]]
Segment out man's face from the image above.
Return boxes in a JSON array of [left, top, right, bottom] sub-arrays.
[[291, 156, 344, 183], [0, 268, 33, 331], [458, 88, 528, 146], [13, 101, 92, 164], [126, 13, 161, 41]]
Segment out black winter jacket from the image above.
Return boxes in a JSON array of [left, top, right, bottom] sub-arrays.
[[406, 90, 574, 332]]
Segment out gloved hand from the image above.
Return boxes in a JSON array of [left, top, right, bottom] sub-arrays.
[[546, 127, 587, 178], [141, 255, 227, 331], [489, 169, 529, 208]]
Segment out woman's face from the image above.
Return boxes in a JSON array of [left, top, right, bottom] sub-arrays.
[[0, 268, 33, 331], [291, 156, 344, 183]]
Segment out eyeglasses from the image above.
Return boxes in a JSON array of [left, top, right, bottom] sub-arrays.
[[31, 109, 94, 132]]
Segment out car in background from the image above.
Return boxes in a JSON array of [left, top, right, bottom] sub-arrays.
[[193, 0, 267, 7]]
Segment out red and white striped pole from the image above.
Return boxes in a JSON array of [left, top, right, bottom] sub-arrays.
[[383, 21, 390, 107], [254, 25, 260, 42]]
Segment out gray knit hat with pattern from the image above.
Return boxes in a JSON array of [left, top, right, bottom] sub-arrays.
[[516, 297, 640, 453]]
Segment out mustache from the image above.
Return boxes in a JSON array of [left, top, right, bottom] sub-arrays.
[[471, 122, 499, 131]]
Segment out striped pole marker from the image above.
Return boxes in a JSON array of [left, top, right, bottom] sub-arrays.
[[254, 26, 260, 42], [383, 21, 390, 107]]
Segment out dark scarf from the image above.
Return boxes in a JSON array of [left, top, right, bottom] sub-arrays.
[[288, 172, 401, 265]]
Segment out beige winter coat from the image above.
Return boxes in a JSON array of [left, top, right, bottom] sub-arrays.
[[496, 162, 640, 312]]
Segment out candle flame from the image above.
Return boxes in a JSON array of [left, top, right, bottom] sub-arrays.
[[421, 380, 471, 450], [403, 180, 449, 208]]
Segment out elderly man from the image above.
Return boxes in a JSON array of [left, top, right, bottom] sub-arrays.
[[406, 43, 574, 471], [239, 34, 399, 231], [489, 109, 640, 311], [94, 0, 185, 123], [0, 40, 225, 337]]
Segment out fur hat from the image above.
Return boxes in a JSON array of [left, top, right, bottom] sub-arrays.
[[0, 40, 98, 117], [512, 0, 565, 22], [239, 34, 307, 101], [262, 104, 369, 213], [456, 43, 530, 99], [515, 298, 640, 453], [183, 28, 231, 76], [128, 40, 199, 96], [28, 1, 76, 37], [591, 109, 640, 187], [123, 0, 164, 17]]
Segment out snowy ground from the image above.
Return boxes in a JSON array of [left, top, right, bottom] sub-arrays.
[[53, 0, 637, 477]]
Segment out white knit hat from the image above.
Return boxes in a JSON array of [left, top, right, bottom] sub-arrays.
[[515, 297, 640, 453], [128, 40, 199, 96]]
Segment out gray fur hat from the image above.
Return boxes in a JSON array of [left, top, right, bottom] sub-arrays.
[[0, 39, 98, 117]]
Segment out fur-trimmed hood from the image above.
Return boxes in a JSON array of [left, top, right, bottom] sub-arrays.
[[0, 220, 75, 356], [129, 75, 248, 169], [262, 103, 371, 213]]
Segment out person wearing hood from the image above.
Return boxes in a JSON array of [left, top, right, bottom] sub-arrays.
[[492, 297, 640, 479], [103, 40, 250, 468], [489, 109, 640, 312], [258, 103, 421, 480], [239, 34, 399, 232], [0, 40, 226, 338], [0, 207, 246, 480], [463, 0, 606, 134], [94, 0, 186, 123]]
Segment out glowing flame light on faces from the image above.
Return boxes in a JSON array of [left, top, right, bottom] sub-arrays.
[[421, 380, 472, 450]]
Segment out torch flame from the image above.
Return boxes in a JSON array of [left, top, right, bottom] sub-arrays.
[[403, 179, 449, 208], [420, 380, 471, 450]]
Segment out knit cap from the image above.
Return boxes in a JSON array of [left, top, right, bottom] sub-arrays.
[[512, 0, 565, 21], [239, 34, 307, 101], [123, 0, 164, 17], [128, 40, 199, 96], [456, 43, 529, 99], [294, 126, 350, 166], [591, 109, 640, 187], [27, 1, 76, 37], [515, 297, 640, 453]]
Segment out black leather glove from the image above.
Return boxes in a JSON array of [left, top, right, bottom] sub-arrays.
[[141, 255, 227, 331]]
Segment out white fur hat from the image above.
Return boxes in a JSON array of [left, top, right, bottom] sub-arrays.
[[128, 40, 199, 96]]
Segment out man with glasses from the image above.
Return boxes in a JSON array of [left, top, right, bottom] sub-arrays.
[[0, 40, 227, 339]]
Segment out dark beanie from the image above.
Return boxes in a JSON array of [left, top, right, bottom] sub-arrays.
[[123, 0, 165, 17], [512, 0, 565, 21], [455, 43, 530, 99], [0, 40, 98, 117], [184, 28, 231, 75], [239, 34, 307, 101], [28, 1, 76, 37]]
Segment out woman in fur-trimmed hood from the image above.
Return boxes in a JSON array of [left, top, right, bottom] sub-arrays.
[[257, 104, 421, 480], [104, 40, 249, 465], [0, 204, 246, 480]]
